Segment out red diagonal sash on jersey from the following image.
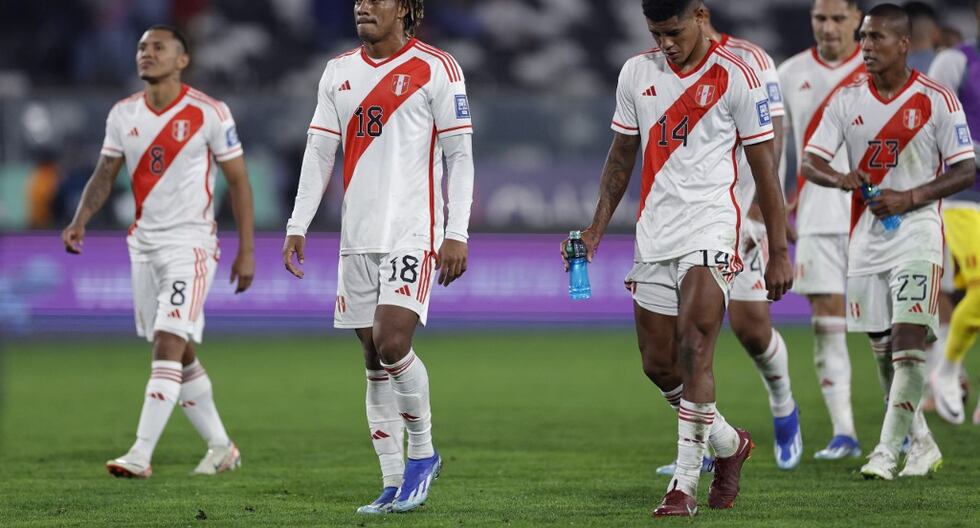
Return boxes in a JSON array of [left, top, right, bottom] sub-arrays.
[[343, 57, 432, 190], [639, 64, 729, 218], [132, 105, 204, 220], [795, 64, 867, 200], [849, 92, 932, 234]]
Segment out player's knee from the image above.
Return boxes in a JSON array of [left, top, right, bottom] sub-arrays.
[[732, 323, 770, 356], [639, 348, 676, 386], [374, 331, 412, 365], [152, 331, 187, 361]]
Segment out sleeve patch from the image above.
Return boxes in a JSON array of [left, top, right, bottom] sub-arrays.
[[766, 82, 782, 103], [455, 94, 471, 119], [956, 124, 972, 147], [226, 126, 240, 148], [756, 100, 772, 126]]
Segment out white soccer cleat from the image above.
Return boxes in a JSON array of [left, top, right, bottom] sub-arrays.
[[932, 369, 966, 425], [898, 434, 942, 477], [192, 442, 241, 475], [814, 435, 861, 460], [860, 445, 897, 481], [106, 452, 152, 479]]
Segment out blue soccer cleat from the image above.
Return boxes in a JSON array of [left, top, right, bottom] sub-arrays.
[[814, 435, 861, 460], [655, 456, 715, 476], [773, 406, 803, 470], [391, 452, 442, 513], [356, 486, 399, 514]]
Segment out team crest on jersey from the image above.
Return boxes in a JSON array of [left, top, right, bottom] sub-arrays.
[[695, 85, 716, 107], [903, 109, 921, 130], [956, 124, 972, 146], [172, 120, 191, 142], [392, 74, 413, 96]]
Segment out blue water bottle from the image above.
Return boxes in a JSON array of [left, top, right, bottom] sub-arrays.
[[566, 230, 592, 300], [860, 184, 902, 231]]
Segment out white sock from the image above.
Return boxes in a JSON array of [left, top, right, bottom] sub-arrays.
[[869, 335, 894, 398], [880, 350, 926, 455], [909, 408, 931, 440], [813, 317, 856, 437], [709, 408, 739, 458], [671, 399, 714, 496], [660, 385, 683, 411], [924, 324, 949, 399], [382, 349, 434, 459], [752, 329, 796, 418], [131, 360, 182, 463], [365, 369, 405, 488], [179, 359, 230, 448]]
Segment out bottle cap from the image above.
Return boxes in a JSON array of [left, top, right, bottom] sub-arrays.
[[569, 230, 582, 239]]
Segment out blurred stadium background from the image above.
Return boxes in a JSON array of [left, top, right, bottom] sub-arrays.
[[3, 1, 980, 526]]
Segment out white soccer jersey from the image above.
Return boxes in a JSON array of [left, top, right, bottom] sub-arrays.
[[805, 71, 975, 276], [720, 34, 787, 208], [612, 42, 775, 263], [308, 38, 473, 255], [779, 46, 866, 236], [101, 84, 243, 254]]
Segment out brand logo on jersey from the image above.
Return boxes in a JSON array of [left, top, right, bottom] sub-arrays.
[[455, 94, 471, 119], [395, 285, 412, 296], [642, 85, 657, 96], [956, 124, 972, 146], [172, 120, 191, 142], [226, 126, 240, 148], [853, 115, 865, 126], [903, 109, 921, 130], [128, 127, 139, 137], [908, 302, 924, 313], [695, 85, 715, 107], [391, 74, 412, 96], [756, 100, 772, 126], [766, 82, 782, 103], [799, 81, 811, 91], [338, 80, 351, 91]]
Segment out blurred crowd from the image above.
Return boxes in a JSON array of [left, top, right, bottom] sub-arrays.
[[0, 0, 975, 232]]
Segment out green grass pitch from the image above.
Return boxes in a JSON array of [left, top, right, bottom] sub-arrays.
[[1, 327, 979, 527]]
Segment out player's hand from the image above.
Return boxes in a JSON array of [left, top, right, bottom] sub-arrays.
[[560, 227, 601, 271], [282, 235, 306, 279], [62, 222, 85, 254], [764, 249, 793, 301], [230, 249, 255, 294], [838, 169, 869, 191], [437, 239, 468, 287], [869, 189, 913, 218]]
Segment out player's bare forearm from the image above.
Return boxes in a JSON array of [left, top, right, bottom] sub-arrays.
[[801, 152, 843, 188], [871, 160, 977, 218], [589, 132, 640, 235], [219, 157, 255, 253], [744, 141, 788, 253], [70, 155, 124, 227], [772, 116, 784, 177]]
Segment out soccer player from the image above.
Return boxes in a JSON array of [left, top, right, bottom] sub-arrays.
[[61, 25, 255, 478], [282, 0, 473, 514], [927, 0, 980, 425], [564, 0, 792, 516], [778, 0, 866, 460], [802, 3, 976, 479]]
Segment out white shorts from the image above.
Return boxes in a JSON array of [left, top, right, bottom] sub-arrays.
[[793, 234, 848, 295], [625, 250, 738, 316], [334, 248, 437, 329], [131, 246, 218, 344], [731, 220, 769, 303], [846, 261, 943, 337]]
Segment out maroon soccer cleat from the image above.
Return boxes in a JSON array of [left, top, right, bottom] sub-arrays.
[[707, 428, 754, 509], [652, 487, 698, 518]]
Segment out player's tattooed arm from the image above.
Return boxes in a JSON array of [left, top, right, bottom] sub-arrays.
[[870, 159, 976, 218], [745, 141, 793, 301], [62, 155, 124, 254], [219, 156, 256, 293], [801, 152, 868, 191], [561, 132, 640, 269]]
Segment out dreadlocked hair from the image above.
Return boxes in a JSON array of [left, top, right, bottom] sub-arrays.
[[402, 0, 424, 36]]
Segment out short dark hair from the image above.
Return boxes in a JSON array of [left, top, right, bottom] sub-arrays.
[[902, 1, 937, 22], [642, 0, 698, 22], [811, 0, 860, 7], [147, 24, 189, 54], [867, 3, 912, 36]]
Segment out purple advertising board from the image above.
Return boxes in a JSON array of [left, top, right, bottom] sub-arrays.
[[0, 233, 811, 334]]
